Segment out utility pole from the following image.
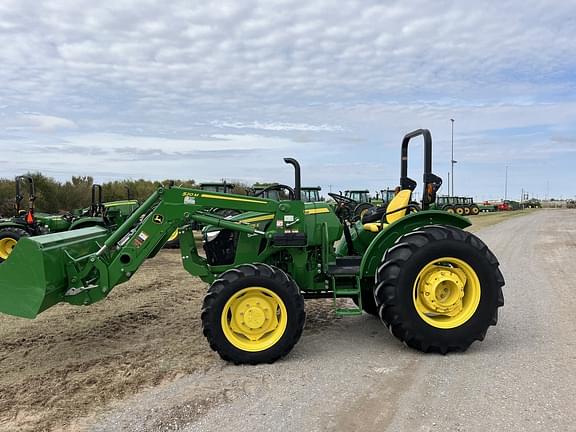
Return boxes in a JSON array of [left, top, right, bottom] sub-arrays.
[[450, 119, 455, 197], [504, 166, 509, 201]]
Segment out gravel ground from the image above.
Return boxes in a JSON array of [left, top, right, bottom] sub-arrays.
[[3, 209, 572, 431], [87, 208, 576, 432]]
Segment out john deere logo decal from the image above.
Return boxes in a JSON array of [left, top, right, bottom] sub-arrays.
[[153, 214, 164, 224]]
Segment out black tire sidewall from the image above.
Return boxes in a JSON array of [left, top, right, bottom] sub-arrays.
[[390, 237, 500, 347], [204, 272, 303, 363], [0, 228, 29, 262]]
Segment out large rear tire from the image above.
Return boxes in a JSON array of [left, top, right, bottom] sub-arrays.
[[202, 263, 305, 364], [374, 225, 504, 353], [455, 206, 465, 216], [0, 227, 29, 263], [470, 205, 480, 215]]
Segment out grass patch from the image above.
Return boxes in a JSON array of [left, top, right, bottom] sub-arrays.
[[466, 209, 538, 232]]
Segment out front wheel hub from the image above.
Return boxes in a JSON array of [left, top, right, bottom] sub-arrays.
[[222, 287, 288, 351]]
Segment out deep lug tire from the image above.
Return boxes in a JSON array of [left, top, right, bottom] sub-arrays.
[[0, 227, 29, 263], [202, 263, 305, 364], [374, 225, 504, 354]]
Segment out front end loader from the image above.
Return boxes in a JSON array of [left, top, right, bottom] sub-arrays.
[[0, 129, 504, 365]]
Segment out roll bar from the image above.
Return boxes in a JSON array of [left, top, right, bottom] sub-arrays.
[[15, 175, 35, 217], [400, 129, 442, 210], [90, 184, 104, 216]]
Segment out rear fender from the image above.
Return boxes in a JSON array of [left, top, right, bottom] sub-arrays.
[[68, 217, 105, 230], [359, 211, 470, 278]]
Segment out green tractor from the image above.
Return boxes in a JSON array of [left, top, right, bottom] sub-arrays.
[[432, 196, 480, 216], [0, 178, 138, 263], [0, 129, 504, 364], [523, 198, 542, 209], [301, 186, 322, 202], [330, 189, 374, 220], [371, 189, 397, 207], [0, 175, 67, 262]]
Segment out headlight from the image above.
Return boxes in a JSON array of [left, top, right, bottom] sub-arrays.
[[204, 230, 221, 242]]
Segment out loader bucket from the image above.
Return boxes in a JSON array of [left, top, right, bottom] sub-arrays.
[[0, 226, 109, 319]]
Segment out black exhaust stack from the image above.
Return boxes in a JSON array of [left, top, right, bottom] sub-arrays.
[[283, 158, 301, 201]]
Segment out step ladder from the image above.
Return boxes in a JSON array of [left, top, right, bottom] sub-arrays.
[[327, 256, 363, 317]]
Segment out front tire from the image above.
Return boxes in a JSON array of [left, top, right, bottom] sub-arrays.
[[374, 225, 504, 353], [0, 227, 29, 263], [202, 264, 305, 364]]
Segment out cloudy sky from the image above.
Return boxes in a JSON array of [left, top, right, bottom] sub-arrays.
[[1, 0, 575, 201]]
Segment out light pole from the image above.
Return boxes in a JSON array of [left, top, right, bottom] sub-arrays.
[[504, 165, 509, 201], [450, 119, 456, 197]]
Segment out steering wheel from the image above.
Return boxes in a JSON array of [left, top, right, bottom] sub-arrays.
[[255, 184, 295, 200], [328, 192, 358, 221]]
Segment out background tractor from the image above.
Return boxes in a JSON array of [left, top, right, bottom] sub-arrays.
[[0, 129, 504, 365], [432, 196, 480, 215], [523, 198, 542, 209], [0, 179, 138, 262], [301, 186, 323, 202]]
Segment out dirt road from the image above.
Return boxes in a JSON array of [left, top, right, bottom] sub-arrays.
[[2, 209, 574, 431], [92, 209, 576, 432]]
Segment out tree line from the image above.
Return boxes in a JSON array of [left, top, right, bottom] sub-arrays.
[[0, 173, 200, 217]]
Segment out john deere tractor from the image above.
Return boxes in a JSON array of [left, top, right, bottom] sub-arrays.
[[0, 129, 504, 364], [329, 189, 374, 221], [301, 186, 322, 202], [0, 175, 68, 262], [0, 179, 138, 262]]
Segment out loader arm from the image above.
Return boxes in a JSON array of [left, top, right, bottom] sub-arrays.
[[0, 186, 305, 318]]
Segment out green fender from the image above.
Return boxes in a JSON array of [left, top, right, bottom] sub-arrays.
[[68, 217, 105, 230], [359, 210, 471, 278]]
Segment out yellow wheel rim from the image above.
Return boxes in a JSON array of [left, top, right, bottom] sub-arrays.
[[456, 207, 464, 215], [221, 287, 288, 352], [168, 230, 179, 242], [413, 257, 481, 329], [446, 208, 455, 214], [0, 237, 17, 260], [464, 207, 471, 215]]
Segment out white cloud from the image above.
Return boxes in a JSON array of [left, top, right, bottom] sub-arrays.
[[2, 114, 77, 131], [210, 120, 345, 132], [0, 0, 575, 198]]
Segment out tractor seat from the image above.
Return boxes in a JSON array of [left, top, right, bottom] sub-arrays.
[[363, 190, 412, 232]]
